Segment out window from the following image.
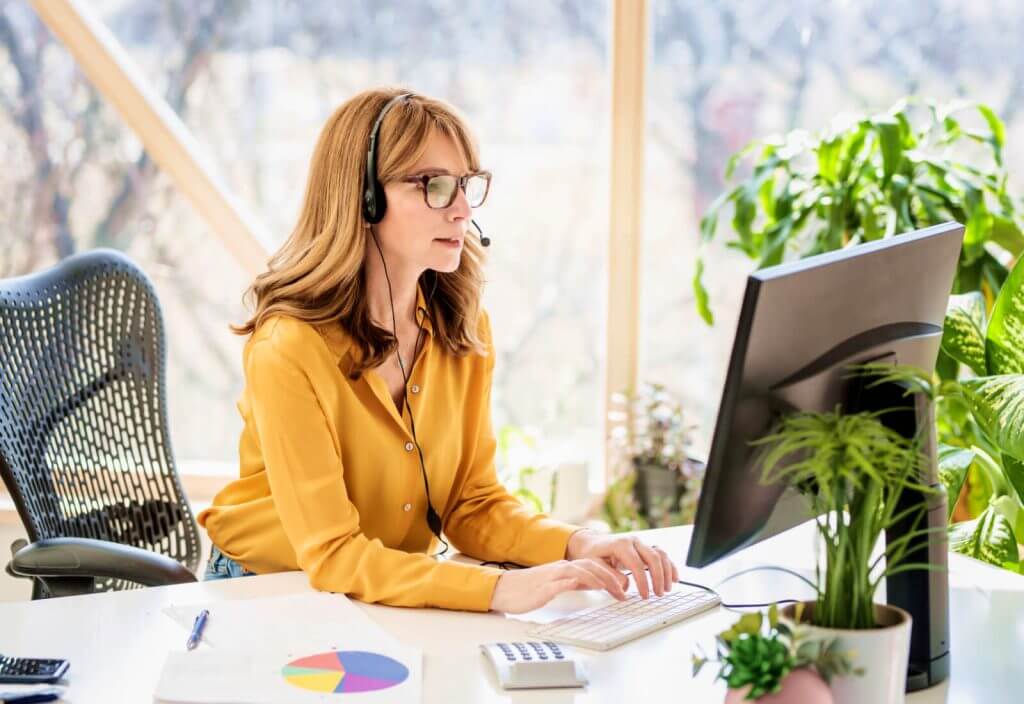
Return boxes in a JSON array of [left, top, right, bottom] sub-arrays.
[[10, 0, 612, 478], [0, 2, 249, 468], [642, 0, 1024, 455]]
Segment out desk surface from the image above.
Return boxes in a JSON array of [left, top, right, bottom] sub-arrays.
[[1, 522, 1021, 703]]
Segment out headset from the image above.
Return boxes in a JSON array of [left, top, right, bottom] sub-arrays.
[[362, 93, 490, 242], [361, 92, 490, 555]]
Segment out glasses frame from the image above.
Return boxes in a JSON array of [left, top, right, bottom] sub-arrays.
[[397, 170, 492, 209]]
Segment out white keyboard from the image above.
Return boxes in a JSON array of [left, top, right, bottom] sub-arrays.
[[526, 585, 721, 651]]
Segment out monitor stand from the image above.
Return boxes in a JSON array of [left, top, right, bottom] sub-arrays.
[[847, 376, 951, 691]]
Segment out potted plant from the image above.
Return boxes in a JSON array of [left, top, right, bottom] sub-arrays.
[[693, 603, 857, 703], [926, 253, 1024, 570], [753, 402, 938, 704], [605, 382, 705, 528], [694, 99, 1024, 334]]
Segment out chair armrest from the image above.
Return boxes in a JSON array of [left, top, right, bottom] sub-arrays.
[[10, 537, 196, 587]]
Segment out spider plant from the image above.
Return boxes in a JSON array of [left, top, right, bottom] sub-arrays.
[[754, 405, 938, 629]]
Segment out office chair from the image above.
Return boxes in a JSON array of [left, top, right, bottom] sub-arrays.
[[0, 249, 200, 598]]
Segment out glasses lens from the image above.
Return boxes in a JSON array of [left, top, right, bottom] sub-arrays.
[[425, 175, 457, 208], [465, 174, 489, 207]]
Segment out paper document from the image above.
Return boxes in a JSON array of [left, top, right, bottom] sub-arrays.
[[157, 592, 421, 703], [154, 647, 421, 704]]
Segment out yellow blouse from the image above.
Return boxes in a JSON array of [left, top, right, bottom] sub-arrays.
[[198, 291, 578, 611]]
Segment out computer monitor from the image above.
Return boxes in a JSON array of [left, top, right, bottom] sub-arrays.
[[686, 221, 964, 691]]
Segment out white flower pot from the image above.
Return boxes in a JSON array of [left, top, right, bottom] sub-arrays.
[[781, 602, 912, 704]]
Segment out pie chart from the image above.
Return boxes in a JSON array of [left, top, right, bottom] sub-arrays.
[[281, 650, 409, 694]]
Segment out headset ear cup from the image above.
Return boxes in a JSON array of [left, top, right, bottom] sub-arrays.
[[363, 179, 387, 224], [372, 180, 387, 223]]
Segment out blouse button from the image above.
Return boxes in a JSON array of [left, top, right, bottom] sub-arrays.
[[411, 384, 421, 394], [404, 442, 415, 452], [403, 503, 412, 512]]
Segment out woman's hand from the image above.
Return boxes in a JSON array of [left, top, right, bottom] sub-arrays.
[[564, 529, 679, 599], [489, 558, 631, 614]]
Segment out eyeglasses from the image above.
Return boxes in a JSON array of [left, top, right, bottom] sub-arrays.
[[398, 171, 492, 209]]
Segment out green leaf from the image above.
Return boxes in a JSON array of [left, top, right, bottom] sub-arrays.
[[725, 141, 758, 181], [962, 184, 994, 257], [693, 257, 713, 326], [949, 505, 1019, 567], [989, 216, 1024, 257], [732, 186, 758, 256], [977, 104, 1006, 167], [941, 292, 989, 375], [967, 464, 994, 517], [959, 375, 1024, 462], [1003, 454, 1024, 511], [836, 122, 869, 183], [873, 117, 903, 183], [938, 444, 975, 520], [986, 254, 1024, 374], [734, 612, 763, 636], [692, 653, 708, 678], [940, 115, 962, 145], [990, 493, 1024, 544], [817, 134, 843, 184], [700, 185, 742, 244]]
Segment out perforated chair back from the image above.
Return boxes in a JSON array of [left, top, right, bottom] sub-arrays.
[[0, 249, 200, 592]]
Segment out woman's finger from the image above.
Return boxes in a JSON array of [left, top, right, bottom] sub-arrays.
[[559, 562, 607, 592], [575, 558, 629, 600], [615, 542, 651, 599], [654, 546, 676, 592], [633, 541, 665, 597]]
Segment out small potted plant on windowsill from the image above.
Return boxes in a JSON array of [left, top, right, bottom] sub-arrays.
[[693, 603, 857, 703], [605, 383, 705, 529], [754, 400, 939, 704]]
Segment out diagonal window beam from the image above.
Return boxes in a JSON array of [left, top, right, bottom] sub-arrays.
[[30, 0, 271, 278]]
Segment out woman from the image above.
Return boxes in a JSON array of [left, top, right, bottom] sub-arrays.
[[198, 87, 680, 613]]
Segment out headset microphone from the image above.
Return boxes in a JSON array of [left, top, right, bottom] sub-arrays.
[[472, 219, 490, 247]]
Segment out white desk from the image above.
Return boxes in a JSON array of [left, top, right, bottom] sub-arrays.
[[1, 521, 1021, 703]]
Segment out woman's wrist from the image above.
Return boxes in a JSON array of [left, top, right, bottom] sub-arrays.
[[564, 528, 596, 560]]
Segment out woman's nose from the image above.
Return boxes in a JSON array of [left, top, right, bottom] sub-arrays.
[[448, 185, 472, 220]]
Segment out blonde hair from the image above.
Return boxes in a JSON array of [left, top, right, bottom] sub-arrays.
[[233, 87, 487, 372]]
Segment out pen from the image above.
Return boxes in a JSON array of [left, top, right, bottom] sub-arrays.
[[186, 609, 209, 651]]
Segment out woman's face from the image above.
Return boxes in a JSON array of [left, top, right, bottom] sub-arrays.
[[373, 130, 473, 275]]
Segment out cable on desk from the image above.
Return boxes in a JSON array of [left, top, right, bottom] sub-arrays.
[[676, 564, 815, 611], [480, 561, 810, 611]]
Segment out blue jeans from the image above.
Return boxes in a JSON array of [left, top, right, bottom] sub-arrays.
[[203, 545, 255, 581]]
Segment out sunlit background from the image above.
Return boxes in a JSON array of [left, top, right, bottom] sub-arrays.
[[4, 0, 1024, 487]]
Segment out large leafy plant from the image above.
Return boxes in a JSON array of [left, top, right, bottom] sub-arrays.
[[934, 252, 1024, 570], [695, 99, 1024, 328], [755, 405, 936, 629]]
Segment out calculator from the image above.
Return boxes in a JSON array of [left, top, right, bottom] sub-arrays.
[[0, 655, 69, 684], [480, 641, 587, 689]]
